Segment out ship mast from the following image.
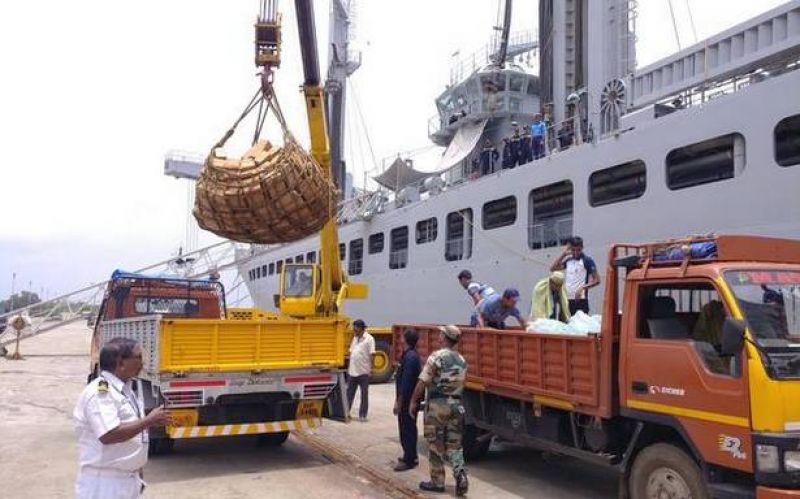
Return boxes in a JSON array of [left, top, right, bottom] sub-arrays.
[[326, 0, 362, 199]]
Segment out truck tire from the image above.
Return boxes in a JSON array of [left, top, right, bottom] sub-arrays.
[[629, 443, 708, 499], [148, 437, 175, 456], [462, 424, 491, 461], [258, 431, 289, 446], [369, 340, 394, 384]]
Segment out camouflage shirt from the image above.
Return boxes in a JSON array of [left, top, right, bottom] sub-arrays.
[[419, 347, 467, 398]]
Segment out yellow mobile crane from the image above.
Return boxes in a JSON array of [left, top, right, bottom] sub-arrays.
[[256, 0, 367, 320], [257, 1, 394, 382]]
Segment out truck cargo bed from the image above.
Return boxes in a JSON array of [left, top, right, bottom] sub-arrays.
[[102, 315, 346, 374], [393, 324, 606, 415]]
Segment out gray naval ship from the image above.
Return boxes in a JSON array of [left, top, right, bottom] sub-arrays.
[[239, 0, 800, 326]]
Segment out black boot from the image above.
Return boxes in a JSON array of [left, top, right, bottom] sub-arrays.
[[419, 481, 445, 493], [455, 470, 469, 497]]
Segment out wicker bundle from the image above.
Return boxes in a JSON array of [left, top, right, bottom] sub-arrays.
[[193, 136, 337, 244]]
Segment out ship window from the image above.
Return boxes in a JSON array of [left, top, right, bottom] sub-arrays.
[[306, 251, 316, 263], [482, 196, 517, 230], [666, 133, 744, 190], [261, 265, 268, 277], [249, 269, 254, 281], [368, 233, 384, 254], [285, 257, 293, 264], [526, 77, 539, 96], [339, 243, 346, 261], [445, 208, 473, 261], [276, 260, 283, 274], [775, 114, 800, 167], [589, 160, 646, 206], [256, 267, 262, 279], [295, 255, 304, 264], [349, 239, 364, 275], [528, 180, 573, 249], [268, 263, 275, 275], [509, 74, 525, 92], [389, 226, 409, 269], [415, 218, 438, 244]]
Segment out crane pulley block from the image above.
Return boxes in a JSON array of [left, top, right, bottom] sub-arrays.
[[255, 14, 282, 69]]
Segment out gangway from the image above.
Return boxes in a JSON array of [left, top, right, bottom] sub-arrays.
[[0, 240, 272, 348]]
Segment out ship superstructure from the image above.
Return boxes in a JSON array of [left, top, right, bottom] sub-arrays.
[[239, 0, 800, 325]]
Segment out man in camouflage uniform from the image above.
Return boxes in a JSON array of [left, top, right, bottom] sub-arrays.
[[409, 325, 469, 496]]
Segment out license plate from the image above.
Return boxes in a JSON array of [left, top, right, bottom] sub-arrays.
[[169, 409, 199, 427], [295, 400, 323, 419]]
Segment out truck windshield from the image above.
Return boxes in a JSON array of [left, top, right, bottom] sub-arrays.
[[725, 270, 800, 379]]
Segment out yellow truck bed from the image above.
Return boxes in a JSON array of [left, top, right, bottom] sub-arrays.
[[101, 314, 347, 374]]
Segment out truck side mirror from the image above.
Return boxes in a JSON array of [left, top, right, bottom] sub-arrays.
[[720, 317, 746, 356]]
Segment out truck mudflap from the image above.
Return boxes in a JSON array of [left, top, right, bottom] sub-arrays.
[[167, 417, 321, 439], [757, 487, 800, 498]]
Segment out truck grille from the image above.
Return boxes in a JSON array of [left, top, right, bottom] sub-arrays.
[[303, 383, 336, 399], [163, 390, 204, 408]]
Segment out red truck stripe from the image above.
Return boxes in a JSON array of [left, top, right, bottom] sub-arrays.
[[283, 375, 333, 384], [169, 380, 227, 388]]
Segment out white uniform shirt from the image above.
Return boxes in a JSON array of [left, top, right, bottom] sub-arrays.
[[348, 332, 375, 377], [73, 371, 147, 474]]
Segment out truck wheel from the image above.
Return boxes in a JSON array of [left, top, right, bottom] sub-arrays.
[[369, 341, 394, 384], [630, 443, 708, 499], [258, 431, 289, 446], [148, 437, 175, 456], [462, 424, 491, 461]]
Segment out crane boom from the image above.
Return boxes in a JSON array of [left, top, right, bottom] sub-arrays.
[[294, 0, 344, 314]]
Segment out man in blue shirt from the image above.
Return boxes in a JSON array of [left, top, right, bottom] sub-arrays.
[[478, 288, 528, 330], [531, 113, 547, 159], [393, 329, 422, 471]]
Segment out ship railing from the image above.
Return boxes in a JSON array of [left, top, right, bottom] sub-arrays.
[[646, 54, 800, 114]]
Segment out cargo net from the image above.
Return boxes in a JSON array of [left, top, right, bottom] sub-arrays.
[[193, 88, 337, 244]]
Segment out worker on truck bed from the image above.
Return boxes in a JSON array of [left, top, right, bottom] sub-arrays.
[[457, 269, 498, 326], [530, 271, 571, 322], [73, 338, 173, 499], [550, 236, 600, 315], [478, 288, 528, 330], [409, 325, 469, 497]]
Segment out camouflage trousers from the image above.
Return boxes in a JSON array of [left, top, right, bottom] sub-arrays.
[[423, 399, 466, 487]]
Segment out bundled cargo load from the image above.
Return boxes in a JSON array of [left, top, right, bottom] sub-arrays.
[[194, 136, 336, 244], [192, 88, 337, 244]]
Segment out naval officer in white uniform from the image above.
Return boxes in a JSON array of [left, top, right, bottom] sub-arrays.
[[74, 337, 172, 498]]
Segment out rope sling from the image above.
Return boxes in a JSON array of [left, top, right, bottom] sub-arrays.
[[193, 85, 337, 244]]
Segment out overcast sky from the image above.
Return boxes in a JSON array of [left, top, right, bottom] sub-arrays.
[[0, 0, 786, 299]]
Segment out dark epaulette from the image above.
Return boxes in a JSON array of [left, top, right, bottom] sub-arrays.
[[97, 379, 109, 394]]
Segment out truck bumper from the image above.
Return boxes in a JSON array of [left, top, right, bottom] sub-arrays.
[[168, 417, 320, 439], [757, 486, 800, 498]]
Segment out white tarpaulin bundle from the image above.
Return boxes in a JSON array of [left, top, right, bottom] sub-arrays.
[[435, 119, 488, 171]]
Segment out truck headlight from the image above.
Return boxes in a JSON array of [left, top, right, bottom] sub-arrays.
[[756, 444, 780, 473], [785, 450, 800, 472]]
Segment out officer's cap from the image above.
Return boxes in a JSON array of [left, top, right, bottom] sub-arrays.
[[438, 324, 462, 341]]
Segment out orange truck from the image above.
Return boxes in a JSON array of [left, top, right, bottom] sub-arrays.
[[394, 235, 800, 498]]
